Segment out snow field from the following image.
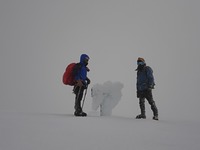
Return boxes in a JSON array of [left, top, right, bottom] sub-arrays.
[[0, 112, 199, 150]]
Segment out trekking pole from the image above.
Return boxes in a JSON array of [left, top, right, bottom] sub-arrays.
[[81, 85, 88, 109]]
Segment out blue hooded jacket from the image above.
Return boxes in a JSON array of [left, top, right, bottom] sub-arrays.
[[74, 54, 89, 83], [137, 66, 155, 91]]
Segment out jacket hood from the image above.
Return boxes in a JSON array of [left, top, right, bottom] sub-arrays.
[[80, 54, 89, 63]]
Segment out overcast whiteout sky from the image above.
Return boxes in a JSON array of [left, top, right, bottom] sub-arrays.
[[0, 0, 200, 120]]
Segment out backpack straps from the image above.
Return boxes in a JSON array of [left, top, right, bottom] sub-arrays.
[[72, 63, 82, 76]]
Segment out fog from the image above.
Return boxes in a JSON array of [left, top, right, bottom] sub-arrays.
[[0, 0, 200, 120]]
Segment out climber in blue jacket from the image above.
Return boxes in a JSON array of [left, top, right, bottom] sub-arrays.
[[135, 57, 158, 120]]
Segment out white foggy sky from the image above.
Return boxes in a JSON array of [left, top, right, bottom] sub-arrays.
[[0, 0, 200, 119]]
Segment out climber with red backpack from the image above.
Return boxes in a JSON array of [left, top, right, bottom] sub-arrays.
[[63, 54, 90, 116]]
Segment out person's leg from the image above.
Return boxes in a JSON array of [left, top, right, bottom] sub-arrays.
[[74, 86, 84, 113], [146, 90, 158, 120], [136, 97, 146, 119]]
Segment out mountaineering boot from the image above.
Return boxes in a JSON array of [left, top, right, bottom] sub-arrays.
[[74, 111, 87, 117], [79, 111, 87, 116], [153, 115, 159, 120], [136, 114, 146, 119], [74, 107, 87, 117]]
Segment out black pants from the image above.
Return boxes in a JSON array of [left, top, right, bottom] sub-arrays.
[[73, 85, 85, 111], [138, 90, 158, 116]]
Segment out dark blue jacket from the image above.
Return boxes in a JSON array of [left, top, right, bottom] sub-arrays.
[[74, 54, 89, 84], [137, 66, 155, 91]]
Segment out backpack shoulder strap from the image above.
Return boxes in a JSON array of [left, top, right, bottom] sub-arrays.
[[72, 63, 82, 76]]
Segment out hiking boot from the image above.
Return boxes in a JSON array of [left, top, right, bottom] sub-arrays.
[[74, 110, 87, 117], [153, 116, 159, 120], [136, 114, 146, 119]]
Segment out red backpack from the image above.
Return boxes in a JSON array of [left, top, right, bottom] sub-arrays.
[[62, 63, 77, 86]]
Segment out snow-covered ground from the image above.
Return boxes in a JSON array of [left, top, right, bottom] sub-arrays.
[[0, 111, 200, 150], [1, 1, 200, 150]]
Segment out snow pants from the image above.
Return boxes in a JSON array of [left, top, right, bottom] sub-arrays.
[[73, 85, 85, 112], [138, 90, 158, 116]]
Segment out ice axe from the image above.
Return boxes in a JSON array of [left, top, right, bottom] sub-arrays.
[[81, 85, 88, 109]]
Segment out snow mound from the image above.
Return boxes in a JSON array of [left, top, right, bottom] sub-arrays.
[[91, 81, 123, 116]]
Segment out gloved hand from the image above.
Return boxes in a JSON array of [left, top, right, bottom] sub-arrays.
[[76, 80, 84, 87], [148, 85, 154, 90], [86, 78, 90, 85]]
